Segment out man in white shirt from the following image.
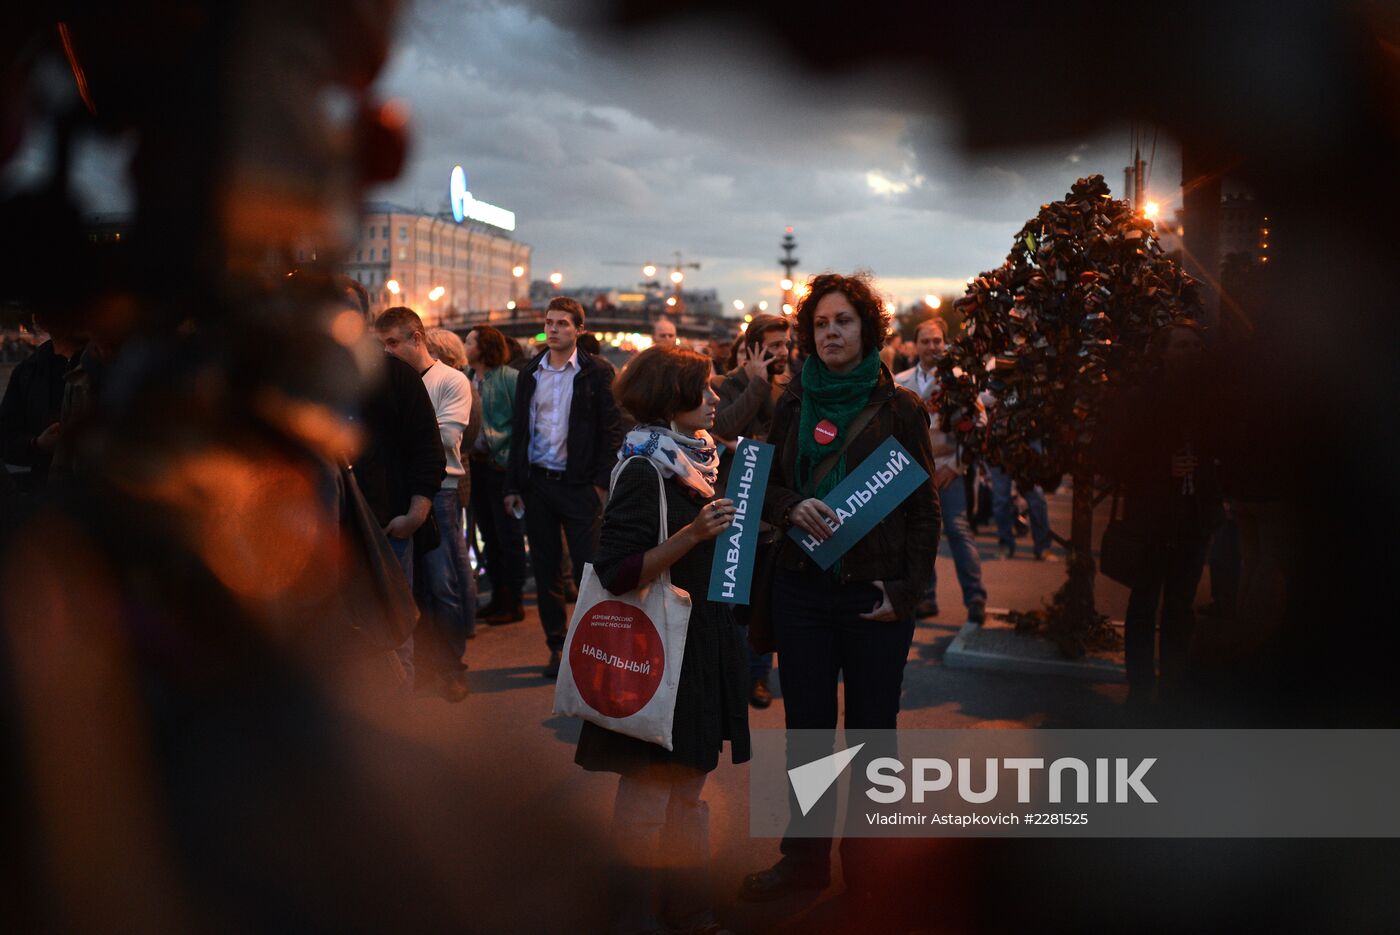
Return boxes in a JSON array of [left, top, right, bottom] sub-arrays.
[[376, 306, 475, 701], [505, 297, 623, 677], [894, 318, 988, 623]]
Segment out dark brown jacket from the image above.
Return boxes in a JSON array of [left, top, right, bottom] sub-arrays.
[[761, 364, 941, 619]]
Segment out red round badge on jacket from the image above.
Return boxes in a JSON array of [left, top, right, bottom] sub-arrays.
[[813, 420, 838, 445], [568, 600, 665, 719]]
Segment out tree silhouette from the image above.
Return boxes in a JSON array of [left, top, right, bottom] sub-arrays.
[[935, 174, 1200, 655]]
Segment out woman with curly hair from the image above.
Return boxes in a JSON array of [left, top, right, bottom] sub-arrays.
[[740, 272, 940, 904]]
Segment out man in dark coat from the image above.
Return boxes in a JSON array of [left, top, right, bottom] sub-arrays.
[[0, 316, 86, 491], [504, 297, 624, 677]]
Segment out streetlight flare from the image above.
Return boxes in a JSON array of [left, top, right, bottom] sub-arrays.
[[757, 300, 768, 311], [386, 279, 400, 295], [743, 314, 752, 323], [506, 300, 516, 310], [780, 278, 794, 292], [781, 303, 793, 315], [733, 299, 746, 311], [643, 264, 657, 278], [512, 265, 525, 278], [924, 294, 941, 309], [669, 270, 684, 285], [428, 286, 445, 301], [549, 271, 563, 286], [1143, 200, 1161, 220], [666, 296, 677, 307]]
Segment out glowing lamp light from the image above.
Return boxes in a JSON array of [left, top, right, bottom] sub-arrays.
[[924, 294, 941, 309], [666, 297, 678, 307], [535, 332, 547, 342], [548, 272, 563, 286], [512, 265, 525, 278], [428, 286, 445, 301], [781, 303, 793, 315], [743, 314, 753, 323], [966, 276, 975, 284], [1143, 200, 1161, 220], [506, 300, 516, 310], [780, 278, 794, 292], [643, 264, 657, 278], [669, 270, 684, 285], [757, 300, 768, 311], [739, 322, 748, 333], [385, 279, 401, 295], [732, 300, 745, 311]]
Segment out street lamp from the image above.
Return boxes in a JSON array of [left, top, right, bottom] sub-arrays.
[[549, 271, 563, 286], [1143, 200, 1161, 220], [666, 296, 677, 307], [506, 300, 516, 310], [780, 278, 794, 292], [643, 264, 657, 279], [781, 303, 793, 315], [669, 270, 684, 285], [512, 265, 525, 278], [386, 279, 400, 295], [742, 313, 752, 323], [757, 300, 768, 311], [924, 294, 941, 309], [428, 286, 445, 301], [732, 299, 745, 312]]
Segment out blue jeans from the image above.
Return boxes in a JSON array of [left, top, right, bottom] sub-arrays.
[[415, 488, 474, 677], [990, 466, 1052, 556], [387, 534, 416, 683], [928, 477, 987, 608]]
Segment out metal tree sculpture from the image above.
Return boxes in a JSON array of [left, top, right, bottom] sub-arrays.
[[935, 174, 1200, 656]]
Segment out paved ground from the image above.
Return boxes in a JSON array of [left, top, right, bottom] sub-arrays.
[[346, 487, 1211, 933]]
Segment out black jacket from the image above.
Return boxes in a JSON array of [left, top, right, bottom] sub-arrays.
[[352, 356, 446, 526], [0, 340, 82, 486], [575, 458, 750, 774], [762, 364, 942, 619], [506, 348, 623, 493]]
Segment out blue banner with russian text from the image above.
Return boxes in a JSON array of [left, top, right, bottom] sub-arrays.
[[708, 438, 775, 605], [786, 436, 929, 570]]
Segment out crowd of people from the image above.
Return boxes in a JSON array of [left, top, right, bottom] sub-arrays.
[[0, 269, 1280, 935]]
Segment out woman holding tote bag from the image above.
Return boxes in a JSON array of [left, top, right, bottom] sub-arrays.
[[575, 345, 750, 935]]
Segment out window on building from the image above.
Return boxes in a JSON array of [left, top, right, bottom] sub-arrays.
[[357, 249, 362, 262], [398, 247, 407, 261], [399, 225, 407, 240], [382, 248, 389, 261], [382, 226, 389, 239], [367, 226, 374, 240]]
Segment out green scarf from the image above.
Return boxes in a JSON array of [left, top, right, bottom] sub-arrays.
[[797, 351, 881, 500]]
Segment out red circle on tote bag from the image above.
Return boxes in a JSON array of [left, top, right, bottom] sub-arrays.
[[569, 600, 666, 719], [813, 420, 838, 445]]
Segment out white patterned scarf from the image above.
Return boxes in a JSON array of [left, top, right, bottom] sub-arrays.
[[618, 425, 720, 498]]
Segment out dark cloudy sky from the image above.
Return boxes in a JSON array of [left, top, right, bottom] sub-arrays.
[[372, 2, 1181, 312]]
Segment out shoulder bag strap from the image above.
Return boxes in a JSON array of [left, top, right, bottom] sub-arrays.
[[611, 455, 671, 545], [808, 398, 883, 492]]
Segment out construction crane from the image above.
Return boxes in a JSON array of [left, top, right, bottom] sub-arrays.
[[603, 251, 702, 313]]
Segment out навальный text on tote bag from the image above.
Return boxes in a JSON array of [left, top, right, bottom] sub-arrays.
[[553, 457, 691, 750]]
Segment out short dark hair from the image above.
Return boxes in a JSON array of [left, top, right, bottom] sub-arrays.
[[469, 325, 509, 369], [546, 296, 585, 328], [614, 346, 712, 426], [744, 313, 790, 352], [794, 272, 889, 358], [334, 275, 370, 316], [374, 305, 423, 336], [915, 317, 946, 340]]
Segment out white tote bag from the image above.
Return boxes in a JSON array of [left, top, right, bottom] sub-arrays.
[[553, 457, 692, 750]]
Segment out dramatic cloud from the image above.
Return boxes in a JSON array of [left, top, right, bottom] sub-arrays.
[[366, 1, 1182, 309]]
